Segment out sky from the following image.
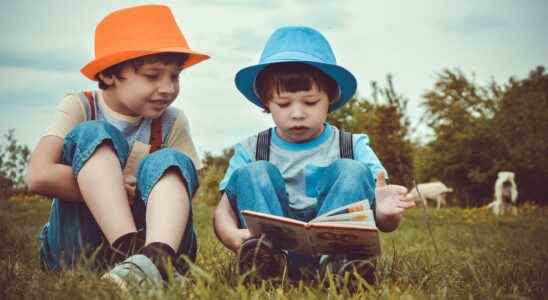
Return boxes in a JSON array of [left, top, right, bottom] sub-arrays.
[[1, 0, 547, 157]]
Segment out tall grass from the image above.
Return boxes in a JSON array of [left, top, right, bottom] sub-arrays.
[[1, 195, 546, 299]]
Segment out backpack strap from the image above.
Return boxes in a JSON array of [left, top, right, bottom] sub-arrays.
[[339, 130, 354, 159], [255, 128, 272, 161], [83, 91, 96, 120], [149, 117, 163, 153]]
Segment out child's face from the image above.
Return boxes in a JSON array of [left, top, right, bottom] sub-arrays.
[[103, 61, 182, 118], [267, 83, 330, 143]]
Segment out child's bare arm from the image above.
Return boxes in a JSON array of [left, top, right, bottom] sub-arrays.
[[213, 192, 251, 253], [26, 136, 83, 201]]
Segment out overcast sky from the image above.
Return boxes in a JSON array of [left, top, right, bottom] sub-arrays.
[[1, 0, 546, 157]]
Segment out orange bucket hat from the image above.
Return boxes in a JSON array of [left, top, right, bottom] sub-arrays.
[[81, 4, 209, 80]]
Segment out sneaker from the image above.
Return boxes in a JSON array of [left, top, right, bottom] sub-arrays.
[[101, 254, 163, 290], [237, 236, 287, 280], [320, 255, 377, 291], [337, 259, 376, 284]]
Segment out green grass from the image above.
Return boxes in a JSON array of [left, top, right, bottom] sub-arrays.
[[1, 195, 547, 299]]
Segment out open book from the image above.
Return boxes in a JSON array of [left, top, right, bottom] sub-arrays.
[[242, 200, 380, 257]]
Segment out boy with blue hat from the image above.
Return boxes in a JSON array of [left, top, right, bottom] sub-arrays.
[[213, 26, 415, 285], [26, 5, 208, 289]]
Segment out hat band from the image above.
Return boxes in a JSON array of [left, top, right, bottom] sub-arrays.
[[261, 51, 333, 65]]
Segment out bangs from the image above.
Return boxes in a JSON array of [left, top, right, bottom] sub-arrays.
[[256, 62, 338, 102], [273, 73, 316, 95], [98, 52, 188, 89]]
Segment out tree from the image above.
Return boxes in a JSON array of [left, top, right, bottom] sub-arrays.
[[491, 66, 548, 203], [419, 69, 501, 206], [329, 75, 415, 187], [0, 129, 30, 198], [419, 66, 548, 206]]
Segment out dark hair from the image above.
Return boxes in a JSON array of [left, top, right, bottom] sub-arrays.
[[255, 62, 339, 110], [97, 52, 189, 89]]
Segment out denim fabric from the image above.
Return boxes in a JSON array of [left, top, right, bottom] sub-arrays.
[[223, 159, 376, 278], [135, 147, 199, 262], [39, 121, 198, 271]]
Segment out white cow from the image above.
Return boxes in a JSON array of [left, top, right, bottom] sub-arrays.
[[408, 181, 453, 209], [486, 171, 518, 216]]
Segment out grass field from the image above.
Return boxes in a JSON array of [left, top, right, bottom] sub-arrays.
[[1, 194, 547, 299]]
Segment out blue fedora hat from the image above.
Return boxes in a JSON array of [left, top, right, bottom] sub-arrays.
[[235, 26, 357, 112]]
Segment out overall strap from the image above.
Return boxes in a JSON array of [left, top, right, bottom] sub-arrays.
[[149, 117, 163, 153], [339, 130, 354, 159], [255, 128, 272, 161], [83, 91, 96, 120]]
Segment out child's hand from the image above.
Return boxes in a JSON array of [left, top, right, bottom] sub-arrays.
[[123, 175, 137, 205], [231, 229, 252, 253], [375, 171, 415, 218]]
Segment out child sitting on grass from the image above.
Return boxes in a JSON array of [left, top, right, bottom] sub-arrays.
[[213, 26, 415, 286], [26, 4, 209, 289]]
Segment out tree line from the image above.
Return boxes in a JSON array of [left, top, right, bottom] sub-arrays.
[[2, 66, 546, 206]]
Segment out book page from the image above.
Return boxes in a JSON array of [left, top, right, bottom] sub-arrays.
[[313, 210, 376, 228], [241, 210, 313, 255], [308, 224, 380, 256], [312, 199, 370, 222]]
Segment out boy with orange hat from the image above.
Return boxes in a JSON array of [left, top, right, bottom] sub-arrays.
[[26, 5, 208, 287]]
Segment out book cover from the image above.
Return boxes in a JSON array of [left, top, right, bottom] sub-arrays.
[[242, 200, 380, 256]]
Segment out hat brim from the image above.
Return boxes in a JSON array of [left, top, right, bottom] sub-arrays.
[[235, 59, 357, 112], [81, 47, 210, 80]]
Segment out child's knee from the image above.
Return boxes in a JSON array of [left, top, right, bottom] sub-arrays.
[[326, 159, 372, 180], [137, 149, 198, 202], [140, 148, 195, 171], [63, 121, 129, 172], [236, 161, 281, 186]]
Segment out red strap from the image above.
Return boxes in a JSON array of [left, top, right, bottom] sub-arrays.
[[149, 117, 163, 153], [83, 91, 96, 120]]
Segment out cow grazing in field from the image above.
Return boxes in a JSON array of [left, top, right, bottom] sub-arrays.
[[408, 181, 453, 209], [486, 171, 518, 216]]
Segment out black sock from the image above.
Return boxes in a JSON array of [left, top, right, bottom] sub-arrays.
[[140, 242, 177, 281], [109, 231, 143, 265]]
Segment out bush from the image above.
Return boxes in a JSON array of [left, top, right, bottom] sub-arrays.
[[0, 129, 30, 200], [195, 149, 233, 206]]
